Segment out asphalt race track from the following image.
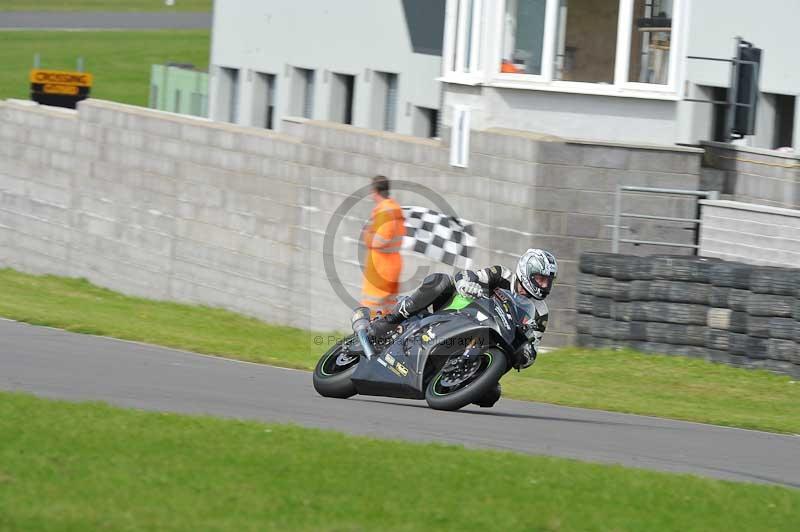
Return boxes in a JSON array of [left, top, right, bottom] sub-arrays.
[[1, 319, 798, 488]]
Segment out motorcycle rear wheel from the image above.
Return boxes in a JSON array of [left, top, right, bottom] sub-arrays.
[[312, 337, 359, 399], [425, 348, 506, 411]]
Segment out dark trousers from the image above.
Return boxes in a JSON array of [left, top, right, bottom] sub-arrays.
[[399, 273, 456, 317]]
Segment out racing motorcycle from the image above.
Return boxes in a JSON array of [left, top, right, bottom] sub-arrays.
[[312, 288, 541, 411]]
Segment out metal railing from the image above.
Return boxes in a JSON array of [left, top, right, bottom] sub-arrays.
[[610, 186, 720, 254]]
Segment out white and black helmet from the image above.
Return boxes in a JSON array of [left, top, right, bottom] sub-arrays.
[[513, 249, 558, 300]]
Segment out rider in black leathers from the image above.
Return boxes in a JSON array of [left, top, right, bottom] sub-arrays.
[[368, 249, 558, 373]]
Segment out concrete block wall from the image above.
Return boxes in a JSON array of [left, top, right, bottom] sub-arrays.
[[0, 98, 705, 347], [700, 141, 800, 209], [0, 102, 80, 280], [285, 122, 705, 345], [699, 200, 800, 267]]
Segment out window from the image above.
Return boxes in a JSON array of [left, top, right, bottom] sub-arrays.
[[290, 67, 315, 119], [502, 0, 547, 75], [444, 0, 685, 97], [445, 0, 483, 76], [774, 94, 795, 149], [330, 73, 355, 125], [554, 0, 619, 83], [413, 106, 440, 138], [216, 66, 239, 123], [371, 71, 398, 132], [710, 86, 728, 142], [252, 72, 277, 129], [628, 0, 673, 84]]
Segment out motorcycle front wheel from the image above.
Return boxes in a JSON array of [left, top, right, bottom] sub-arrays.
[[425, 348, 506, 411], [312, 336, 360, 399]]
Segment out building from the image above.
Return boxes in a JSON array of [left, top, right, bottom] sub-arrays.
[[208, 0, 446, 137], [441, 0, 800, 150]]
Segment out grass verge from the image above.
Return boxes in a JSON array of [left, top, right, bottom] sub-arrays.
[[1, 391, 798, 532], [1, 268, 798, 434], [0, 1, 212, 11], [0, 269, 321, 370], [0, 30, 209, 107]]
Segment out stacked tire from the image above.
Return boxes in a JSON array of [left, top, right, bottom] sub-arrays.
[[706, 261, 753, 367], [576, 252, 800, 379], [623, 256, 718, 359], [576, 253, 623, 350], [747, 266, 800, 376], [578, 254, 717, 358]]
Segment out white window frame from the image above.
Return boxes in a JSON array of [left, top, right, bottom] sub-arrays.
[[490, 0, 559, 83], [443, 0, 485, 84], [616, 0, 686, 94], [443, 0, 687, 101]]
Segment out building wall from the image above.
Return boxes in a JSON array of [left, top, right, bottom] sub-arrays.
[[443, 0, 800, 148], [209, 0, 443, 136], [699, 200, 800, 266], [700, 141, 800, 209], [0, 98, 704, 347], [686, 0, 800, 96], [444, 84, 682, 146]]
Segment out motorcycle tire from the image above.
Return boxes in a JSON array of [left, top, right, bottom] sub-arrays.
[[312, 338, 359, 399], [425, 348, 506, 411]]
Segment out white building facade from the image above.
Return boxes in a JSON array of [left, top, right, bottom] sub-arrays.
[[209, 0, 446, 137], [441, 0, 800, 149]]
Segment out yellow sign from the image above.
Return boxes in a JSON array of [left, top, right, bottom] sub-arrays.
[[395, 363, 408, 377], [43, 84, 79, 96], [29, 69, 93, 87]]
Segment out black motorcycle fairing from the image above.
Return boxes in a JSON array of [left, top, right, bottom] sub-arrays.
[[350, 290, 528, 399]]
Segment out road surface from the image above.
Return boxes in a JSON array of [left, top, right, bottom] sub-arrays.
[[1, 319, 798, 488]]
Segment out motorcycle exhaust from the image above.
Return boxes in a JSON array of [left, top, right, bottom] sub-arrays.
[[351, 307, 376, 360]]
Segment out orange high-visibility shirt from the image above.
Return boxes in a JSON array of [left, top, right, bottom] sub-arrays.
[[361, 197, 405, 314]]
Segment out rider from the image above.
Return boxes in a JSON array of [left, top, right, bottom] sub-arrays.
[[368, 248, 558, 370]]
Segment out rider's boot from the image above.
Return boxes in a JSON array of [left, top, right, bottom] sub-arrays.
[[474, 383, 502, 408], [368, 274, 455, 343], [368, 312, 403, 341], [367, 297, 413, 343]]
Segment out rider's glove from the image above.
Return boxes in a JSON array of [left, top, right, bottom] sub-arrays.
[[455, 279, 486, 299], [515, 342, 537, 369]]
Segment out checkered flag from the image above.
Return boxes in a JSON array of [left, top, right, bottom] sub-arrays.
[[401, 206, 477, 269]]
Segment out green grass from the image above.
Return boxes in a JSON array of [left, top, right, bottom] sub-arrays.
[[0, 269, 322, 370], [1, 268, 799, 434], [1, 392, 798, 532], [0, 30, 209, 107], [502, 348, 800, 434], [0, 0, 212, 11]]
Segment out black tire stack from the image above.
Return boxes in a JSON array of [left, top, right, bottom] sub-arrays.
[[577, 253, 800, 378], [576, 253, 629, 350], [748, 266, 800, 375], [707, 261, 753, 367]]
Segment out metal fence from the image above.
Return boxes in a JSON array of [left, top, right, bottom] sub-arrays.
[[610, 186, 720, 254]]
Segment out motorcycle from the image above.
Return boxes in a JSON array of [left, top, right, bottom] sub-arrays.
[[312, 288, 540, 411]]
